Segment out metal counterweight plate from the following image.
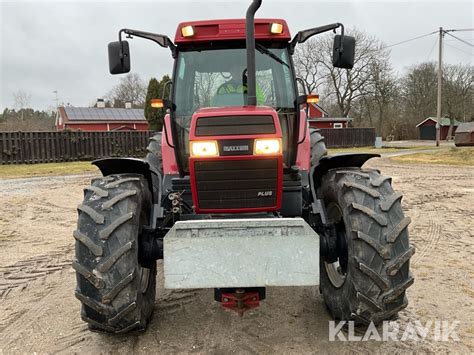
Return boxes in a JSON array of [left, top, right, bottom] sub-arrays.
[[164, 218, 319, 289]]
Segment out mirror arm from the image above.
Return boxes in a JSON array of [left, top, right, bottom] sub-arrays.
[[162, 80, 173, 100], [289, 23, 344, 54], [295, 77, 308, 95], [119, 28, 178, 58]]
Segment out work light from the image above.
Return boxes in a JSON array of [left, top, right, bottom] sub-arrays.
[[181, 25, 195, 37], [270, 23, 283, 34]]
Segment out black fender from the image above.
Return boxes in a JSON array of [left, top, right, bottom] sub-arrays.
[[92, 157, 158, 203], [308, 153, 380, 225], [312, 153, 380, 187]]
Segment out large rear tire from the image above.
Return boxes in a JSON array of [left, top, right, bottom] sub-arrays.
[[73, 174, 156, 333], [310, 128, 327, 165], [318, 168, 414, 324], [145, 133, 163, 174]]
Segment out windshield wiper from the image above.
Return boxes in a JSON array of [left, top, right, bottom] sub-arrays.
[[255, 43, 289, 68]]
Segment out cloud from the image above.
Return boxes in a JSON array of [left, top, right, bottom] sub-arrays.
[[1, 0, 472, 110]]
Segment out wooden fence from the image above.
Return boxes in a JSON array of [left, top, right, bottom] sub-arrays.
[[319, 128, 375, 148], [0, 131, 152, 165], [0, 128, 375, 165]]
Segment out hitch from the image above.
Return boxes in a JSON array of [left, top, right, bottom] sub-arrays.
[[215, 287, 265, 316]]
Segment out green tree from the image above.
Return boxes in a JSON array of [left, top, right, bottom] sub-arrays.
[[144, 75, 171, 131]]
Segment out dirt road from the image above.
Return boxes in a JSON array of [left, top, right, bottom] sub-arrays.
[[0, 159, 473, 353]]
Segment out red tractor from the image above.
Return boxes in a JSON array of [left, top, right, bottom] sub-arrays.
[[73, 0, 414, 333]]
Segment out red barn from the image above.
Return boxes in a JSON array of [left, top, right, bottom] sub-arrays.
[[56, 105, 149, 131], [416, 117, 461, 140], [305, 103, 352, 129], [308, 117, 352, 129], [308, 103, 329, 118]]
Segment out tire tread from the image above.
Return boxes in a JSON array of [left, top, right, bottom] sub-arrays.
[[319, 168, 414, 324], [74, 174, 156, 333]]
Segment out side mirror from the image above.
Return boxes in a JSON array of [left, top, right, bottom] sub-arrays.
[[108, 41, 131, 74], [332, 35, 355, 69]]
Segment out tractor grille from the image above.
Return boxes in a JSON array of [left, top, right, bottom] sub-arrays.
[[194, 159, 278, 210], [195, 115, 275, 136]]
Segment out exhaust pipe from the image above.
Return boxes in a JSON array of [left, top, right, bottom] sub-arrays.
[[246, 0, 262, 106]]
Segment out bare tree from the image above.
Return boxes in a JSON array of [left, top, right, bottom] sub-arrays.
[[294, 28, 472, 140], [322, 30, 391, 117], [107, 73, 147, 108], [367, 58, 399, 135], [443, 64, 474, 139], [400, 62, 438, 122], [400, 62, 473, 139], [294, 40, 325, 93], [13, 90, 32, 120], [295, 29, 392, 118], [0, 107, 55, 131]]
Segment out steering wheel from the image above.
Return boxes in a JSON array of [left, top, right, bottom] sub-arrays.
[[220, 72, 232, 80]]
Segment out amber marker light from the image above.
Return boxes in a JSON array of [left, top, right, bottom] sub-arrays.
[[150, 99, 164, 108], [307, 94, 320, 104]]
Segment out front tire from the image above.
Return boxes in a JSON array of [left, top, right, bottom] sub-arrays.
[[318, 168, 415, 324], [73, 174, 156, 333]]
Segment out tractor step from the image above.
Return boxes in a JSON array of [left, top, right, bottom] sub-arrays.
[[163, 218, 319, 289]]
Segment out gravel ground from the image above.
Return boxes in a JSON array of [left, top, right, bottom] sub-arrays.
[[0, 158, 472, 353]]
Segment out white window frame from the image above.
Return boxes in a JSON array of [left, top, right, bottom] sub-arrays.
[[333, 123, 343, 129]]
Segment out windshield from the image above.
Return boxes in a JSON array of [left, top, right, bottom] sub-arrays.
[[172, 46, 296, 171]]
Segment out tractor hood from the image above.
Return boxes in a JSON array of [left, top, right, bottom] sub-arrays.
[[187, 105, 284, 214], [189, 106, 282, 140], [193, 105, 275, 117]]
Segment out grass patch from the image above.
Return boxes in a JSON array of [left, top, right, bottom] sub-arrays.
[[327, 146, 436, 155], [461, 285, 474, 299], [390, 147, 474, 166], [0, 161, 99, 178]]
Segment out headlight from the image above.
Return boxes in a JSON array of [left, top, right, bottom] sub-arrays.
[[190, 141, 219, 157], [254, 138, 282, 155]]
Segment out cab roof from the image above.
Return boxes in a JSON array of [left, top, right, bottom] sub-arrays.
[[174, 19, 291, 44]]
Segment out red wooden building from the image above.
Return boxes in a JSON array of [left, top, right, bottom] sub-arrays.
[[455, 122, 474, 146], [416, 117, 461, 140], [308, 117, 352, 129], [307, 103, 329, 119], [305, 103, 352, 129], [56, 105, 149, 131]]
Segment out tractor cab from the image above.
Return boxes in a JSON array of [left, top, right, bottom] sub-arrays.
[[170, 20, 298, 213], [172, 21, 297, 171], [106, 17, 354, 214], [107, 17, 355, 178]]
